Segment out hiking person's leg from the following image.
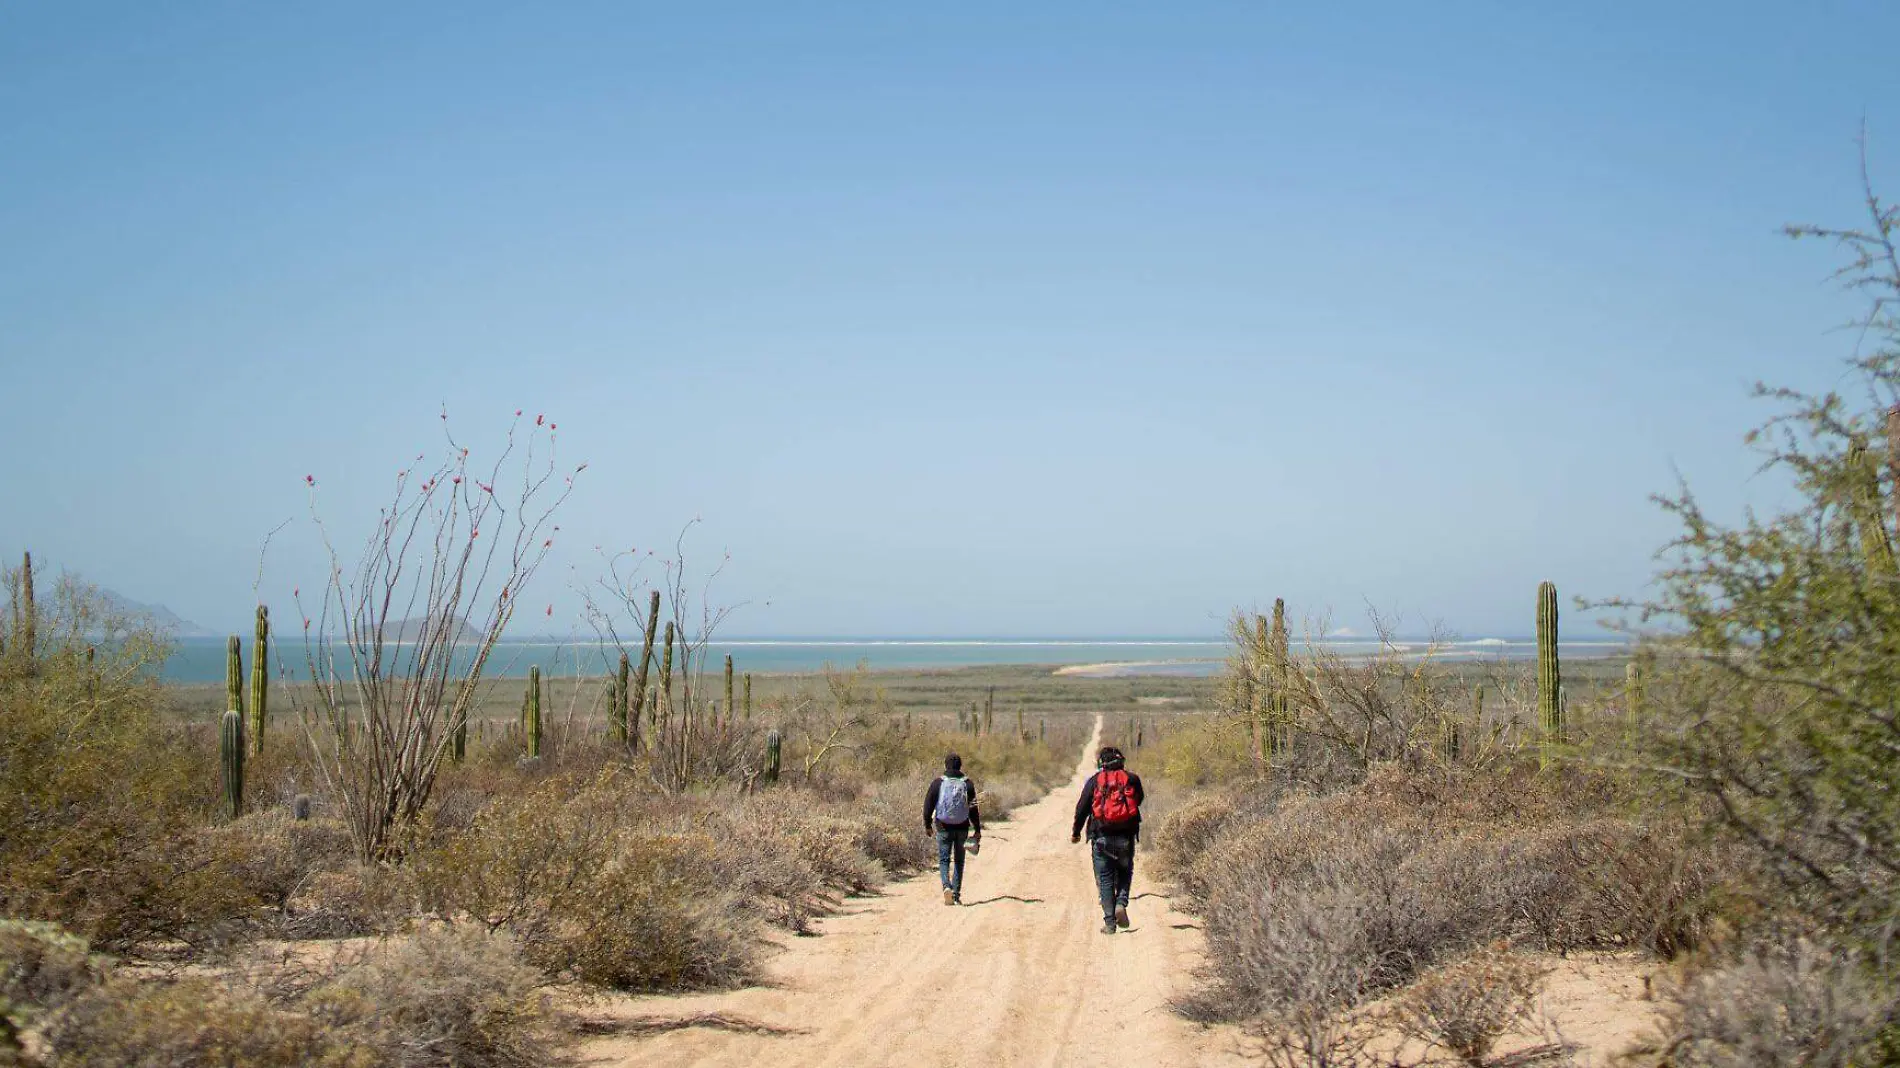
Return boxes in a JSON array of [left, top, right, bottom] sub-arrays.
[[949, 823, 968, 900], [937, 826, 956, 904], [1113, 847, 1134, 927], [1090, 838, 1117, 933]]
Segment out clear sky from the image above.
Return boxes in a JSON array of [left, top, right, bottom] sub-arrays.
[[4, 2, 1898, 638]]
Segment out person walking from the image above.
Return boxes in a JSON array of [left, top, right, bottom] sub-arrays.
[[924, 753, 982, 905], [1071, 745, 1144, 934]]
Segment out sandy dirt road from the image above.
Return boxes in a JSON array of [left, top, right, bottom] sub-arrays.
[[581, 716, 1250, 1067]]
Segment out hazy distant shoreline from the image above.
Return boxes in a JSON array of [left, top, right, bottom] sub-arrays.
[[153, 635, 1629, 684]]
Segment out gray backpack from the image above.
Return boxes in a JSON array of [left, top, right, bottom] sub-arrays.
[[933, 776, 971, 825]]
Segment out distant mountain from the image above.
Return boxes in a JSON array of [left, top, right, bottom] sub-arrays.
[[367, 615, 486, 644], [96, 588, 217, 637]]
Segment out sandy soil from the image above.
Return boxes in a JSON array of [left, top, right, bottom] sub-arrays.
[[577, 716, 1254, 1067], [576, 717, 1662, 1067]]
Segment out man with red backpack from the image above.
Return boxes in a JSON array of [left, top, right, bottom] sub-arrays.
[[1071, 745, 1144, 935]]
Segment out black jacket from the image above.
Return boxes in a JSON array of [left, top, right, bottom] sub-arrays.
[[924, 774, 982, 834], [1073, 768, 1144, 840]]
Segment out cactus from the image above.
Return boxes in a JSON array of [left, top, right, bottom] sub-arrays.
[[1267, 599, 1291, 755], [725, 654, 735, 731], [226, 635, 245, 722], [612, 651, 631, 744], [292, 794, 312, 821], [1848, 441, 1896, 573], [219, 709, 245, 819], [629, 591, 660, 751], [744, 673, 753, 720], [985, 688, 995, 735], [1017, 705, 1025, 742], [1537, 581, 1562, 766], [764, 728, 782, 784], [525, 666, 543, 758], [250, 606, 269, 755], [1039, 718, 1046, 742], [452, 708, 468, 763], [18, 550, 35, 663], [1440, 713, 1462, 762], [659, 620, 676, 716], [1625, 656, 1644, 746]]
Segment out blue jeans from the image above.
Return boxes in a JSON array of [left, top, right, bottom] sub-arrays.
[[936, 823, 970, 895], [1091, 834, 1135, 921]]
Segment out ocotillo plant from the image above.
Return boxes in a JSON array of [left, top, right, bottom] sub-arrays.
[[611, 652, 631, 744], [250, 606, 269, 755], [764, 728, 782, 784], [1537, 581, 1562, 766], [525, 666, 543, 758], [226, 635, 245, 721], [219, 709, 245, 820]]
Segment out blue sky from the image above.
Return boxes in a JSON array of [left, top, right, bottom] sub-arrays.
[[3, 2, 1898, 638]]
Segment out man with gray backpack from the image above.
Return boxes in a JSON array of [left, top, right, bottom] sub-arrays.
[[924, 753, 982, 905]]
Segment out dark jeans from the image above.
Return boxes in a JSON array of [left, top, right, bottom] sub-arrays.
[[937, 823, 970, 894], [1091, 834, 1135, 921]]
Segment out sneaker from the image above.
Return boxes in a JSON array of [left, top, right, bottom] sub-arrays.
[[1100, 920, 1117, 935], [953, 893, 962, 905], [1115, 906, 1130, 929], [943, 887, 955, 906]]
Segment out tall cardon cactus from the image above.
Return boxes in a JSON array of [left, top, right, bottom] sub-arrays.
[[764, 728, 782, 784], [525, 666, 543, 758], [220, 709, 245, 819], [250, 606, 270, 754], [612, 652, 631, 744], [744, 673, 753, 720], [725, 654, 735, 729], [630, 590, 660, 752], [226, 635, 245, 722], [1537, 581, 1562, 766], [1267, 598, 1291, 755]]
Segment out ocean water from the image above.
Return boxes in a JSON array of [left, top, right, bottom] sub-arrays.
[[155, 635, 1628, 683]]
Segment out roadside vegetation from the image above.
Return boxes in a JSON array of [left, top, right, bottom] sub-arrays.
[[0, 419, 1083, 1065], [1150, 181, 1900, 1067]]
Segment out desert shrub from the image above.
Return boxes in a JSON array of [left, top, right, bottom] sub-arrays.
[[416, 773, 758, 990], [306, 926, 564, 1068], [212, 808, 358, 914], [40, 973, 364, 1068], [0, 575, 266, 952], [1385, 942, 1548, 1067], [0, 921, 100, 1055], [1632, 941, 1894, 1068], [283, 864, 412, 939], [1165, 764, 1733, 1026]]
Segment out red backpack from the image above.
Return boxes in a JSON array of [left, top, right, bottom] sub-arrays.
[[1091, 769, 1138, 825]]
